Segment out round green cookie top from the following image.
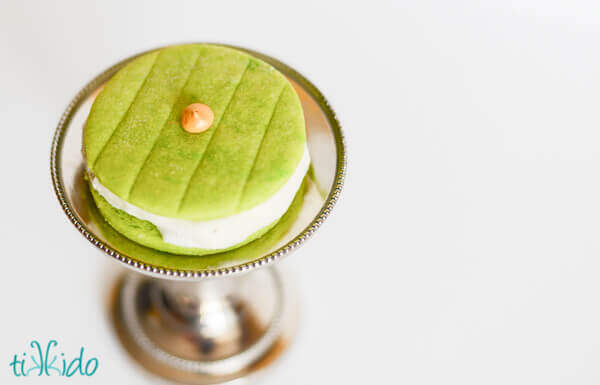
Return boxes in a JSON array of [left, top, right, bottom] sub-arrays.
[[84, 44, 306, 221]]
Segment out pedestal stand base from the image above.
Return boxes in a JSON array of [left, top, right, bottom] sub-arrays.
[[111, 267, 296, 384]]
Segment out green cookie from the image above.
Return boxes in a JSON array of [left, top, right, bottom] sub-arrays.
[[84, 44, 307, 254], [85, 44, 306, 220]]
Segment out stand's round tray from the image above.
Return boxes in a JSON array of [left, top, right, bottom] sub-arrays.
[[51, 43, 346, 280]]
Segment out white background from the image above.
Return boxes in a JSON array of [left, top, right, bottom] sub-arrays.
[[2, 0, 600, 384]]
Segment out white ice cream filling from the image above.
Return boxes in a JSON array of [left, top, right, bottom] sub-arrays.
[[90, 147, 310, 250]]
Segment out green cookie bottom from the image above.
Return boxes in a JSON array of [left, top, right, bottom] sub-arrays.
[[85, 178, 306, 270]]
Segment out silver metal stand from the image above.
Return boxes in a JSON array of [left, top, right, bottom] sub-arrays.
[[51, 43, 345, 384], [112, 267, 296, 383]]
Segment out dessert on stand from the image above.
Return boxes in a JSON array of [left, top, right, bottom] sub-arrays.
[[51, 43, 345, 384]]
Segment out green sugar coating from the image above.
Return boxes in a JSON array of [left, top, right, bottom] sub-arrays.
[[85, 44, 306, 221], [86, 179, 306, 267]]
